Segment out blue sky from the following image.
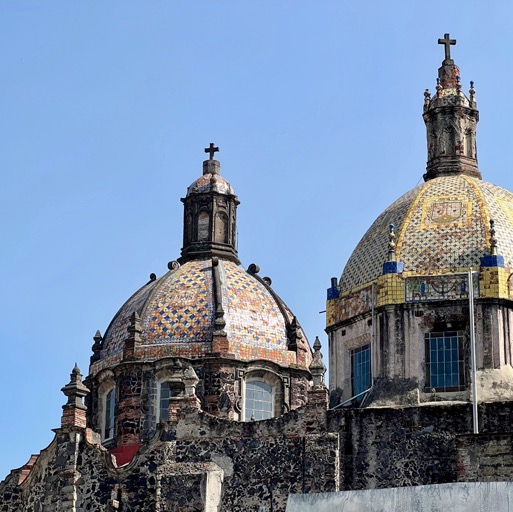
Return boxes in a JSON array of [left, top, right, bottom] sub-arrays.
[[1, 2, 513, 478]]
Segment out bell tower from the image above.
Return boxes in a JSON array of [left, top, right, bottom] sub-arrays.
[[179, 144, 240, 264]]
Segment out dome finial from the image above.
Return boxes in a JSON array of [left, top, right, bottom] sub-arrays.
[[438, 33, 456, 62], [202, 143, 221, 176], [436, 33, 459, 89], [204, 142, 219, 161]]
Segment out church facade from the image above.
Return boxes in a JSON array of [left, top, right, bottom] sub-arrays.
[[3, 35, 513, 511]]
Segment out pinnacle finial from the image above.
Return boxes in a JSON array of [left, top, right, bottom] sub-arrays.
[[309, 336, 326, 388], [469, 81, 476, 105], [90, 331, 103, 364], [490, 219, 498, 256], [424, 89, 431, 107], [387, 224, 396, 262], [61, 365, 89, 406]]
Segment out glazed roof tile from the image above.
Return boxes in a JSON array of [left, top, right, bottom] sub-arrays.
[[341, 175, 513, 292]]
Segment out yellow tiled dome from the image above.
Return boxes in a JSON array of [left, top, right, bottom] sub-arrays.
[[341, 175, 513, 292]]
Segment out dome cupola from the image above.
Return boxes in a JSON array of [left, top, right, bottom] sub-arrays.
[[180, 143, 240, 264], [423, 33, 480, 181]]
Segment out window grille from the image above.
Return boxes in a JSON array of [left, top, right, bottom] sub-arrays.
[[351, 345, 371, 396], [425, 331, 465, 392], [245, 381, 273, 421]]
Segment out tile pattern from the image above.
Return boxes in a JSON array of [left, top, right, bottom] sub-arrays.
[[376, 274, 405, 306], [340, 186, 421, 291], [480, 181, 513, 267], [480, 267, 510, 299], [340, 175, 513, 293], [397, 176, 487, 274], [405, 273, 478, 302], [142, 260, 214, 343], [102, 280, 159, 357], [186, 173, 235, 196], [330, 285, 373, 325], [100, 258, 311, 368], [221, 261, 297, 365]]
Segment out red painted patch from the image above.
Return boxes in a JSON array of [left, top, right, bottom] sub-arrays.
[[109, 444, 141, 467]]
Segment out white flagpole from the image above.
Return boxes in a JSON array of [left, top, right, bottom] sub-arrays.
[[469, 268, 479, 434]]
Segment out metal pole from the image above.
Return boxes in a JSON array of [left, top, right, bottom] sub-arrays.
[[371, 282, 376, 383], [469, 268, 479, 434]]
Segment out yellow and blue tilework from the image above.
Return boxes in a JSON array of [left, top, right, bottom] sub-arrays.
[[340, 175, 513, 293], [341, 186, 420, 291]]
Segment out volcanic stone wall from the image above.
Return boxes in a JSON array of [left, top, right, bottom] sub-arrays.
[[4, 400, 513, 511]]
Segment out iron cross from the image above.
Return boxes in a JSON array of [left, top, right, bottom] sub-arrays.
[[438, 33, 456, 60], [204, 143, 219, 160]]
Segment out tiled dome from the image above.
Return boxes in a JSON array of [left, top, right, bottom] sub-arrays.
[[96, 258, 311, 370], [186, 173, 235, 196], [341, 175, 513, 292]]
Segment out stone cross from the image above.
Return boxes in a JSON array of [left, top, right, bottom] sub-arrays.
[[204, 143, 219, 160], [438, 33, 456, 61]]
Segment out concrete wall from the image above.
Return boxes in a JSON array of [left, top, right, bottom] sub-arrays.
[[286, 482, 513, 512]]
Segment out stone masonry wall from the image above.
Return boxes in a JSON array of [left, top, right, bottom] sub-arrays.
[[5, 401, 513, 511], [0, 395, 337, 512]]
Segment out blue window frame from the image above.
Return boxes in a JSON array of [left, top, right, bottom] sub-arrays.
[[425, 331, 465, 391], [351, 345, 371, 396], [245, 381, 273, 421]]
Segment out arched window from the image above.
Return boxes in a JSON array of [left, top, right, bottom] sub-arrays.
[[245, 381, 273, 420], [215, 212, 229, 243], [465, 128, 473, 157], [102, 387, 116, 441], [242, 370, 283, 422], [158, 381, 185, 422], [185, 214, 192, 243], [197, 211, 210, 241]]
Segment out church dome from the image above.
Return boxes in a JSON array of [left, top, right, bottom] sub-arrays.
[[327, 36, 513, 409], [89, 145, 313, 381], [96, 258, 311, 369], [84, 145, 314, 440], [341, 175, 513, 292]]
